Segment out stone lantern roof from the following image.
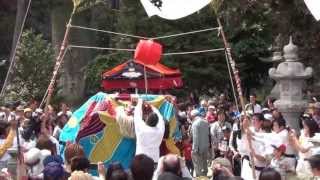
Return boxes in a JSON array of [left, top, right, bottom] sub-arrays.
[[283, 37, 299, 62]]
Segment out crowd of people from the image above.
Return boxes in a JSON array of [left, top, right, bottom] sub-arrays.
[[1, 93, 320, 180], [174, 93, 320, 180]]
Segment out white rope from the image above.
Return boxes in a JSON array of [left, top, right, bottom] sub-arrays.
[[0, 0, 32, 97], [68, 45, 136, 52], [69, 24, 220, 40], [70, 25, 148, 39], [163, 48, 226, 56], [152, 27, 221, 40], [68, 44, 226, 56]]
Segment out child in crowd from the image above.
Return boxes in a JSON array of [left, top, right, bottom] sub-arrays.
[[182, 136, 193, 175], [270, 144, 296, 180]]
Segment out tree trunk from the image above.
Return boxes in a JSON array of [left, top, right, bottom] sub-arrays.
[[9, 0, 27, 63], [51, 1, 93, 106]]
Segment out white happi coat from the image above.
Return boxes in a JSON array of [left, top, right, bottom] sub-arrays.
[[133, 99, 165, 163]]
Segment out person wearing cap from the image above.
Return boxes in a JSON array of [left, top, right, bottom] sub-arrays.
[[210, 110, 232, 159], [190, 108, 209, 177], [245, 93, 262, 114], [270, 143, 295, 180]]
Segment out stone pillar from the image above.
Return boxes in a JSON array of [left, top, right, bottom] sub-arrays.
[[269, 37, 313, 132]]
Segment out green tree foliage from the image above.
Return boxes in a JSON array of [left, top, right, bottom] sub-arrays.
[[9, 29, 54, 101], [85, 52, 131, 95], [2, 0, 319, 102], [85, 0, 272, 98], [219, 0, 274, 95]]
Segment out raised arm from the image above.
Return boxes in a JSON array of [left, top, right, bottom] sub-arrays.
[[289, 131, 312, 153], [133, 98, 145, 130]]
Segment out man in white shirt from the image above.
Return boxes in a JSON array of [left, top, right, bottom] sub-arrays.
[[245, 94, 262, 114], [133, 98, 165, 163], [242, 113, 268, 180]]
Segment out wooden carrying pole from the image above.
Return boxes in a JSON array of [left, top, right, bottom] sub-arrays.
[[44, 9, 75, 107], [217, 18, 256, 179]]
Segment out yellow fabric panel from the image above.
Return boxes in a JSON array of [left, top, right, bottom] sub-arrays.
[[0, 129, 15, 158], [109, 98, 123, 107], [169, 116, 176, 137], [165, 138, 180, 156], [89, 112, 122, 163], [67, 117, 78, 128], [149, 96, 166, 109]]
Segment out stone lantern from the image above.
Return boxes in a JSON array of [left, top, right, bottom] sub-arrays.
[[269, 37, 313, 132]]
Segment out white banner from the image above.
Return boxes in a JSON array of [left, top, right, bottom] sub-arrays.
[[304, 0, 320, 21], [140, 0, 212, 20]]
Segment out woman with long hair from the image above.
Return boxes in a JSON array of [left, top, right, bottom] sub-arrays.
[[290, 117, 320, 179]]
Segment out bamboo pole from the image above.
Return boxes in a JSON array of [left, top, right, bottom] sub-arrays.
[[143, 65, 148, 94], [217, 17, 256, 179], [43, 8, 76, 107]]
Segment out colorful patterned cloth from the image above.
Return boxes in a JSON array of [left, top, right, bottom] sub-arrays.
[[59, 92, 179, 169]]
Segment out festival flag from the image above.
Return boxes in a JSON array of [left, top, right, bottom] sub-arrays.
[[304, 0, 320, 21], [140, 0, 212, 20]]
